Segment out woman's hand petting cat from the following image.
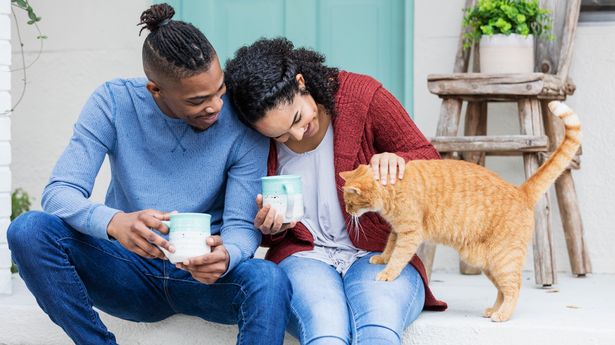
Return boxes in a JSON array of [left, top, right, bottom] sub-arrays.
[[370, 152, 406, 185], [254, 194, 297, 235]]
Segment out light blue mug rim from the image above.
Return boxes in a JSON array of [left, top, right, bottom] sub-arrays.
[[169, 212, 211, 220], [261, 175, 301, 181], [262, 175, 302, 195], [163, 213, 211, 233]]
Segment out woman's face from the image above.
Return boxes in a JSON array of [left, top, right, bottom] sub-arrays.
[[253, 84, 321, 143]]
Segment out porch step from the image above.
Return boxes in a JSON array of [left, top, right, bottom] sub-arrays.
[[1, 272, 614, 345]]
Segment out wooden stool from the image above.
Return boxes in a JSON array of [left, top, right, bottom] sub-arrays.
[[418, 0, 591, 286]]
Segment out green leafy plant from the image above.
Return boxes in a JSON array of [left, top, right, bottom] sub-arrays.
[[11, 188, 31, 222], [2, 0, 47, 115], [463, 0, 554, 48], [10, 188, 32, 274], [11, 0, 42, 26]]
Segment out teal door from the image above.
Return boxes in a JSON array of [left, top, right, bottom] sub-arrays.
[[162, 0, 414, 111]]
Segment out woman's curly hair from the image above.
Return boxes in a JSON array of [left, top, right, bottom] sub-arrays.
[[225, 37, 339, 127]]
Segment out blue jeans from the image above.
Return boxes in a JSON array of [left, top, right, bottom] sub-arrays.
[[7, 211, 292, 345], [280, 253, 425, 345]]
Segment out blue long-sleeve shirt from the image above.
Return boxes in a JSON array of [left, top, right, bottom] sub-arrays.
[[41, 78, 269, 273]]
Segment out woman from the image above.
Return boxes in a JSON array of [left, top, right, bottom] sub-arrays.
[[225, 38, 446, 345]]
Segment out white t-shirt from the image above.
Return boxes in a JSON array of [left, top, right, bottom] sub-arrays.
[[276, 123, 368, 275]]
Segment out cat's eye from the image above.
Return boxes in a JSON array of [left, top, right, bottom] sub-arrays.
[[344, 187, 361, 195]]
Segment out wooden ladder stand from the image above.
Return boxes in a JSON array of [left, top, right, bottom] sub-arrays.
[[419, 0, 591, 286]]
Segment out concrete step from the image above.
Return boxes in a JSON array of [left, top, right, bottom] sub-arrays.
[[1, 272, 614, 345]]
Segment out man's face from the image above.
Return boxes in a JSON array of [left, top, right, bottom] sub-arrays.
[[148, 55, 226, 131]]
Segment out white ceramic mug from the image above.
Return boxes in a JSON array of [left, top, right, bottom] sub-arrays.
[[159, 213, 211, 263], [261, 175, 304, 223]]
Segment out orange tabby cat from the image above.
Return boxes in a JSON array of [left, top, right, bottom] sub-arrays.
[[339, 101, 581, 322]]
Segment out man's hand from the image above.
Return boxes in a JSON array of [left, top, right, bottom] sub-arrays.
[[107, 209, 175, 260], [254, 194, 297, 235], [175, 236, 230, 284]]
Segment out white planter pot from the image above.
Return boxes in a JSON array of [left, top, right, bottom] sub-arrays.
[[479, 34, 535, 73]]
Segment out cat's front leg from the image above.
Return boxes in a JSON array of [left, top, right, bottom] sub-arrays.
[[370, 232, 397, 265], [376, 230, 421, 281]]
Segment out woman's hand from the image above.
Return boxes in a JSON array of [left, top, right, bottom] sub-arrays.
[[254, 194, 297, 235], [370, 152, 406, 185]]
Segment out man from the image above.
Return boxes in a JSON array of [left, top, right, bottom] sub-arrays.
[[7, 4, 291, 345]]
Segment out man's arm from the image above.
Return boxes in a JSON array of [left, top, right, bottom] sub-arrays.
[[41, 83, 121, 239], [220, 128, 269, 274]]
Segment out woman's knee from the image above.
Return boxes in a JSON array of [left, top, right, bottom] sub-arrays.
[[355, 325, 400, 345], [290, 300, 351, 345]]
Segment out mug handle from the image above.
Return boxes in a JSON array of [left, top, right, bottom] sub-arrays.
[[282, 183, 296, 222], [161, 220, 171, 229]]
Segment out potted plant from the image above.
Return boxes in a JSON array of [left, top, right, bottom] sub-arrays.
[[10, 188, 31, 274], [463, 0, 554, 73]]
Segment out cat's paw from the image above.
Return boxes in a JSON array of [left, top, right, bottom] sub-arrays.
[[375, 269, 400, 281], [490, 310, 512, 322], [369, 255, 388, 265], [482, 307, 495, 318]]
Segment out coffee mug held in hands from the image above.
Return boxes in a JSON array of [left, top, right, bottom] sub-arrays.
[[159, 213, 211, 264], [261, 175, 304, 223]]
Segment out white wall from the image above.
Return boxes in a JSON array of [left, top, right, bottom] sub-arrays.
[[0, 0, 11, 294], [8, 1, 615, 276], [10, 0, 150, 212], [415, 0, 615, 274]]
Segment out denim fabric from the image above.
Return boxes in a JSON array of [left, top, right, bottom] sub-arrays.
[[280, 252, 425, 345], [8, 211, 292, 345]]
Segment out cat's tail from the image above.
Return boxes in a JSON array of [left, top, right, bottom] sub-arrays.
[[519, 101, 582, 205]]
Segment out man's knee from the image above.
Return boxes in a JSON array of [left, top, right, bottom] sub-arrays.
[[7, 211, 65, 253], [236, 259, 292, 298]]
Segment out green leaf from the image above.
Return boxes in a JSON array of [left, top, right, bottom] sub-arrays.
[[11, 0, 28, 9], [517, 23, 530, 36], [517, 14, 526, 24], [11, 188, 32, 222], [462, 0, 554, 44]]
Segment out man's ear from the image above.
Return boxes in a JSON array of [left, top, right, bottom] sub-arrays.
[[146, 81, 161, 97]]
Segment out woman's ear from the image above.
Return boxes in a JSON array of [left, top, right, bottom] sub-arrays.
[[295, 73, 306, 89]]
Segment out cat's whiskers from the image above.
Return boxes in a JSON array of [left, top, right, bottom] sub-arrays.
[[344, 216, 353, 233], [353, 216, 361, 243], [346, 215, 359, 243], [350, 216, 358, 243], [354, 215, 368, 242]]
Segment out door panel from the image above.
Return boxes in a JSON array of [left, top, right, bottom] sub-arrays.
[[157, 0, 413, 110]]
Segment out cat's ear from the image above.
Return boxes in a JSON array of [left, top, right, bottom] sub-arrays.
[[339, 171, 351, 181], [357, 164, 370, 174], [344, 186, 362, 195]]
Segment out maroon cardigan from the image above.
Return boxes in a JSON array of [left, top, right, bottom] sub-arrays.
[[262, 71, 447, 311]]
